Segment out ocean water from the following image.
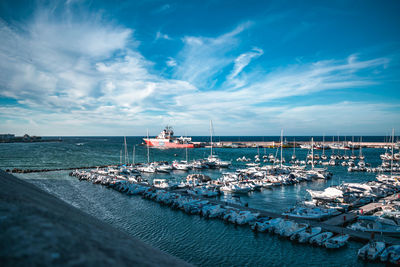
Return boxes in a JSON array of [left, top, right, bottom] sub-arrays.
[[0, 137, 392, 266]]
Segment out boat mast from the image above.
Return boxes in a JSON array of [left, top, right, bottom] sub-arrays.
[[293, 138, 296, 157], [391, 128, 395, 177], [119, 149, 122, 166], [311, 137, 314, 170], [132, 145, 136, 166], [210, 120, 213, 157], [147, 129, 150, 164], [280, 129, 283, 168], [322, 135, 325, 156], [185, 130, 188, 162], [359, 136, 362, 158], [124, 136, 129, 165]]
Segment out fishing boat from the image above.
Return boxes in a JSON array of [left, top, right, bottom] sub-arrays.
[[143, 126, 196, 148]]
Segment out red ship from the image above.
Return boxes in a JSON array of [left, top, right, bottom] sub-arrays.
[[143, 126, 196, 148]]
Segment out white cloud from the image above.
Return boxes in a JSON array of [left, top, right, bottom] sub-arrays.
[[228, 47, 264, 80], [166, 57, 177, 67], [155, 31, 172, 41]]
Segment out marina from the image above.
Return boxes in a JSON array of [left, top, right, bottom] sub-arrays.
[[2, 135, 400, 266]]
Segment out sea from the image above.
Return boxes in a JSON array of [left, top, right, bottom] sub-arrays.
[[0, 136, 393, 266]]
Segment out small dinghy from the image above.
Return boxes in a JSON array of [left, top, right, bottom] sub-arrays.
[[292, 227, 322, 243], [358, 241, 385, 260], [380, 245, 400, 264], [324, 234, 350, 249], [309, 232, 334, 246]]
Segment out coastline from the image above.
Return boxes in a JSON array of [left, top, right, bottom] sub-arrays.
[[0, 170, 191, 266]]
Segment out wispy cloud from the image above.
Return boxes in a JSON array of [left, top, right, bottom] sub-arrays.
[[174, 22, 251, 89], [155, 31, 172, 41]]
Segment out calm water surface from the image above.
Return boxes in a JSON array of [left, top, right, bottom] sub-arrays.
[[0, 137, 390, 266]]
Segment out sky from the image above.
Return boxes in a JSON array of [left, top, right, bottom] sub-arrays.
[[0, 0, 399, 136]]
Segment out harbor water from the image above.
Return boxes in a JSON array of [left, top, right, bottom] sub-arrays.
[[0, 137, 391, 266]]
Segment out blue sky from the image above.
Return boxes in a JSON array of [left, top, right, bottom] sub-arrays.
[[0, 0, 399, 136]]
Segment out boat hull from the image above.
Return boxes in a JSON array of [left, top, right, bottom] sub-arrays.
[[144, 138, 195, 148]]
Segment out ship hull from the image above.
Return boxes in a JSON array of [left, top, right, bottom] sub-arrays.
[[144, 138, 195, 148]]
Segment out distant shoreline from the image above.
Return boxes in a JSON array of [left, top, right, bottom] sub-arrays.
[[0, 139, 62, 143]]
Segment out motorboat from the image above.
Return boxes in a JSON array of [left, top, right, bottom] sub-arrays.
[[380, 245, 400, 264], [309, 232, 334, 246], [172, 160, 191, 171], [358, 241, 386, 260], [280, 222, 308, 237], [220, 183, 252, 194], [234, 211, 260, 225], [267, 218, 285, 233], [153, 179, 170, 189], [306, 187, 343, 201], [282, 206, 341, 220], [348, 216, 400, 237], [324, 234, 350, 249], [295, 227, 322, 243], [137, 164, 156, 173]]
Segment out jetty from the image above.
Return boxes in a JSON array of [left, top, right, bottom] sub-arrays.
[[210, 141, 397, 149]]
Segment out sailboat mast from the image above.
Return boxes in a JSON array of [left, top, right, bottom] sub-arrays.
[[147, 129, 150, 164], [322, 135, 325, 155], [293, 138, 296, 156], [391, 128, 395, 177], [280, 129, 283, 168], [124, 136, 128, 165], [311, 137, 314, 170], [210, 120, 213, 156], [132, 145, 136, 166]]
